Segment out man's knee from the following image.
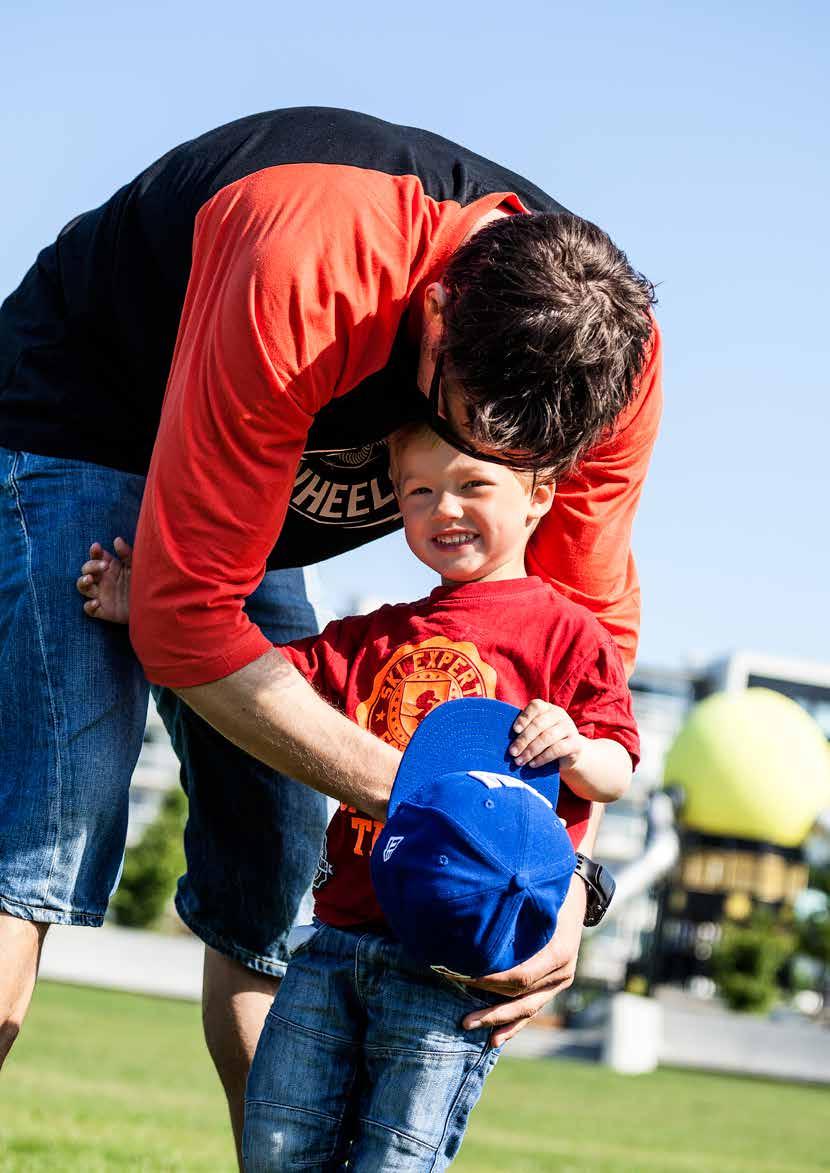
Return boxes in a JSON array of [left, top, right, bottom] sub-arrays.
[[0, 914, 49, 1065], [0, 912, 49, 993], [201, 947, 280, 1091], [0, 1013, 21, 1049]]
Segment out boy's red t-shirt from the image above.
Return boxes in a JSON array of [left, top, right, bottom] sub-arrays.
[[279, 577, 639, 929]]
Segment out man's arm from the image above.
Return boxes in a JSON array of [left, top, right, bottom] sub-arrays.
[[128, 175, 418, 809], [75, 536, 398, 814], [525, 320, 663, 676], [130, 166, 435, 689], [177, 649, 399, 822]]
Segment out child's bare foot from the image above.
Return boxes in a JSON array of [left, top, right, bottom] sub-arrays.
[[76, 537, 132, 624]]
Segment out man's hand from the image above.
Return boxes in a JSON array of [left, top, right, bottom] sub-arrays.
[[461, 873, 587, 1047], [77, 538, 132, 624]]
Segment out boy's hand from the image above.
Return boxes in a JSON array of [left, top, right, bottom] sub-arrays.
[[76, 537, 133, 624], [509, 699, 585, 769]]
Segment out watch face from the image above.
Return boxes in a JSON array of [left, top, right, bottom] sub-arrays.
[[595, 864, 616, 904]]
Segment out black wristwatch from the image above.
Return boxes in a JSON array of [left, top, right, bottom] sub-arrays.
[[574, 853, 616, 926]]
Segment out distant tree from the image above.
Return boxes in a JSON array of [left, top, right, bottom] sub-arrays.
[[806, 862, 830, 898], [791, 861, 830, 1004], [711, 912, 795, 1014], [796, 909, 830, 1005], [110, 786, 187, 929]]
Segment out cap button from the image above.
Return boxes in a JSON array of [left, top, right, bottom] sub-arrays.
[[511, 871, 530, 893]]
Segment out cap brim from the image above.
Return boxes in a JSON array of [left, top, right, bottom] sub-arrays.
[[389, 697, 560, 815]]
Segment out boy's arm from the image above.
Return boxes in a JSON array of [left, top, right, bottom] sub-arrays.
[[562, 737, 632, 802]]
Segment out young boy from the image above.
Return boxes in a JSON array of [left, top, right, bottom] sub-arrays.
[[78, 422, 638, 1170]]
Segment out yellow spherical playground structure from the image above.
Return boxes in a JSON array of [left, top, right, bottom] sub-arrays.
[[648, 688, 830, 986], [664, 687, 830, 848]]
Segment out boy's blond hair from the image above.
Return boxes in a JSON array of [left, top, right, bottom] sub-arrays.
[[386, 421, 442, 490], [386, 422, 556, 494]]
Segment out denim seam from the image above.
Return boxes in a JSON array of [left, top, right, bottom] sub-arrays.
[[245, 1099, 342, 1124], [353, 931, 372, 1013], [267, 1012, 360, 1049], [363, 1041, 478, 1058], [8, 454, 64, 907], [429, 1044, 496, 1171], [329, 1062, 361, 1169], [0, 893, 104, 927], [440, 978, 498, 1010], [357, 1114, 438, 1153], [245, 1024, 360, 1169], [244, 1100, 341, 1171]]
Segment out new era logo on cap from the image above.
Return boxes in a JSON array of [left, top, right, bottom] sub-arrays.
[[383, 835, 404, 862], [371, 698, 576, 979]]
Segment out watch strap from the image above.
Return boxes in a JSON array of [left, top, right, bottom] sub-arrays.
[[574, 852, 615, 927]]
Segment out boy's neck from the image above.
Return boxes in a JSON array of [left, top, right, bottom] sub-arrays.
[[440, 567, 528, 588]]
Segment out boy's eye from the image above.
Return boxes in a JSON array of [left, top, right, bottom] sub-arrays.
[[407, 486, 432, 497], [462, 480, 490, 490]]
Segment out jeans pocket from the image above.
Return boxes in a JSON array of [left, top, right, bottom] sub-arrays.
[[286, 921, 323, 958], [438, 976, 503, 1010]]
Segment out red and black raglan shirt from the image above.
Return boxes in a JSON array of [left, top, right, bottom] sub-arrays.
[[0, 108, 662, 680], [278, 576, 640, 928]]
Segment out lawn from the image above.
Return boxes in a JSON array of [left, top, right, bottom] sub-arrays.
[[2, 983, 827, 1172]]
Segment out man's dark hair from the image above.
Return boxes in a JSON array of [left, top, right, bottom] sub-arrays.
[[442, 212, 656, 475]]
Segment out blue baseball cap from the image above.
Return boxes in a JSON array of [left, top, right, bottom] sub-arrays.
[[371, 698, 576, 979]]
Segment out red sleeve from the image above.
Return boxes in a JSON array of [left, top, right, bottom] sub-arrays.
[[525, 320, 663, 678], [129, 166, 426, 685], [276, 612, 375, 708], [560, 637, 640, 767]]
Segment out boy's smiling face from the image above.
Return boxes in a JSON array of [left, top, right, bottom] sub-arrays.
[[392, 430, 555, 585]]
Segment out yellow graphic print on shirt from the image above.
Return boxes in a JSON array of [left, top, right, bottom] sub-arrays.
[[331, 638, 500, 860], [354, 636, 498, 752]]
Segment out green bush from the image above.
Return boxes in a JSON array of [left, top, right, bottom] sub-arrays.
[[110, 786, 187, 929], [797, 912, 830, 967], [711, 912, 795, 1014]]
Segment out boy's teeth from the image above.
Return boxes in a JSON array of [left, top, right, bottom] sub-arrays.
[[436, 533, 473, 545]]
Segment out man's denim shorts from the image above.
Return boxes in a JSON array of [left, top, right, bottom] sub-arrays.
[[243, 922, 503, 1172], [0, 448, 328, 973]]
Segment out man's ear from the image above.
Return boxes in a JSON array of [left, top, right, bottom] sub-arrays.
[[418, 283, 450, 392], [424, 281, 450, 319], [423, 282, 449, 333], [526, 479, 556, 524]]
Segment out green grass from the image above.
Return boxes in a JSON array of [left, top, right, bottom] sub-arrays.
[[2, 983, 234, 1172], [454, 1062, 830, 1173], [3, 982, 828, 1172]]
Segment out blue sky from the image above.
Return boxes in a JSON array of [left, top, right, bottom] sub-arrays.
[[2, 0, 827, 670]]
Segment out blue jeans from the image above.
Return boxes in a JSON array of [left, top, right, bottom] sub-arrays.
[[0, 448, 327, 971], [243, 923, 502, 1172]]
